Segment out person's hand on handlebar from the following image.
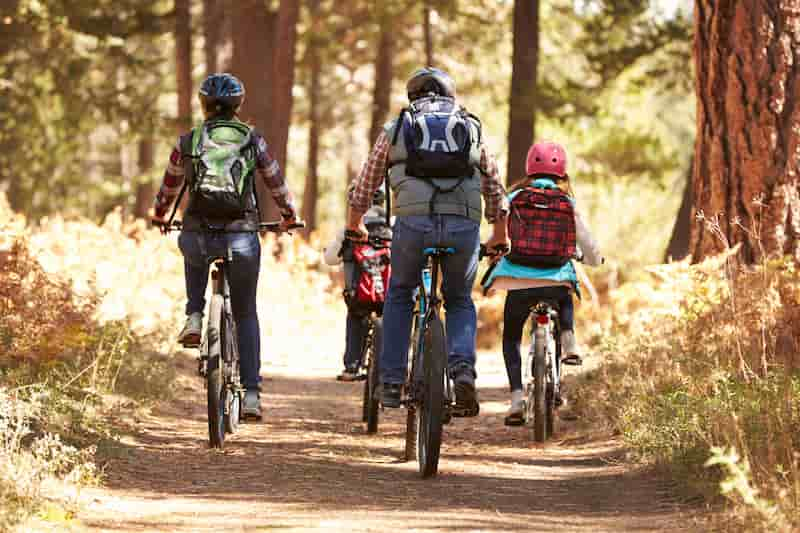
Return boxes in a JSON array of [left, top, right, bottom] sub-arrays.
[[345, 207, 369, 242], [485, 215, 511, 257], [278, 210, 300, 233]]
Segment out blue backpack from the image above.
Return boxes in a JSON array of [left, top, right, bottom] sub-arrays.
[[391, 97, 480, 179]]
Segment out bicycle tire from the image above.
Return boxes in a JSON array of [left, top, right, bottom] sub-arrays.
[[404, 407, 417, 462], [532, 334, 548, 443], [223, 314, 241, 434], [207, 295, 225, 448], [365, 318, 382, 434], [418, 313, 446, 478]]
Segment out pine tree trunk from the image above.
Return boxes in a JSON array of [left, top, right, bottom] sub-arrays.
[[368, 11, 394, 146], [506, 0, 539, 186], [134, 139, 155, 219], [203, 0, 223, 73], [270, 0, 301, 175], [423, 1, 434, 66], [691, 1, 800, 263], [230, 1, 279, 222], [175, 0, 193, 133], [302, 0, 321, 238], [664, 156, 694, 262]]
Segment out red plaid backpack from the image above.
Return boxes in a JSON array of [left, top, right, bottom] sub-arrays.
[[508, 186, 577, 267]]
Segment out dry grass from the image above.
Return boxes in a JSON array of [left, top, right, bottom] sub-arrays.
[[573, 245, 800, 531]]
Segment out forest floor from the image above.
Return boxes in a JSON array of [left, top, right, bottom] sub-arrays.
[[66, 342, 701, 533]]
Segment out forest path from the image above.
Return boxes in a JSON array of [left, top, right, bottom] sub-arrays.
[[78, 348, 695, 532]]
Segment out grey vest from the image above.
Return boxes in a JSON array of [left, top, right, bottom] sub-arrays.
[[384, 109, 483, 223]]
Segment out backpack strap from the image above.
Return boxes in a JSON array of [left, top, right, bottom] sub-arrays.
[[167, 129, 200, 225]]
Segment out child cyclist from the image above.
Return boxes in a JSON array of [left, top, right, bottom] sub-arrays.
[[324, 184, 392, 381], [482, 142, 602, 426]]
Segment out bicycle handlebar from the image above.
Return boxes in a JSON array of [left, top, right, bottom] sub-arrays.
[[479, 244, 509, 260], [152, 219, 306, 234], [344, 229, 392, 246]]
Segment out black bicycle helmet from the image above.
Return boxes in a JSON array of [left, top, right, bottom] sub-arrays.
[[199, 73, 245, 118], [406, 67, 456, 101]]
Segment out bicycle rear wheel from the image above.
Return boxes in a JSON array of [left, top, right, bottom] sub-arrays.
[[532, 346, 548, 443], [417, 314, 446, 478], [365, 318, 382, 434], [206, 295, 225, 448]]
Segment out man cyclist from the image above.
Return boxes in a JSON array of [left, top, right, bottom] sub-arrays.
[[152, 73, 299, 420], [347, 67, 509, 414]]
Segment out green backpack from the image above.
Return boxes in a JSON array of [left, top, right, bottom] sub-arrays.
[[187, 120, 258, 219]]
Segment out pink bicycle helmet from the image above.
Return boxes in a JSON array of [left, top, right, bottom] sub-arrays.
[[526, 141, 567, 178]]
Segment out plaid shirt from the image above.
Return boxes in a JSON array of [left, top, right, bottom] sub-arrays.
[[153, 130, 296, 218], [349, 131, 508, 223]]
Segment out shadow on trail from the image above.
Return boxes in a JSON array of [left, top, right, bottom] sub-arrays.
[[97, 373, 684, 532]]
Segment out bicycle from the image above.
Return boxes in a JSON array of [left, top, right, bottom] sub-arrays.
[[480, 244, 577, 443], [401, 245, 475, 478], [155, 219, 304, 448], [341, 230, 390, 435]]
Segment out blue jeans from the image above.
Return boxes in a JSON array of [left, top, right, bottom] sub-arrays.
[[344, 311, 368, 371], [178, 231, 262, 391], [502, 286, 574, 392], [380, 215, 480, 384]]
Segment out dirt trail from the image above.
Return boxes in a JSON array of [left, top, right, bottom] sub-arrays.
[[78, 349, 694, 532]]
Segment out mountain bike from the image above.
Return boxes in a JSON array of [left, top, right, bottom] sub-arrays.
[[341, 231, 391, 435], [401, 246, 469, 478], [480, 245, 577, 443], [155, 219, 304, 448]]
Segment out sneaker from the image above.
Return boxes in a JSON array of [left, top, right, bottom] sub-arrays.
[[451, 364, 479, 417], [561, 330, 583, 366], [336, 368, 361, 382], [504, 389, 525, 426], [179, 312, 202, 347], [381, 383, 402, 408], [242, 389, 262, 420]]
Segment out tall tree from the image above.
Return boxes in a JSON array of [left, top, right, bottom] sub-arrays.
[[691, 1, 800, 263], [134, 140, 155, 218], [368, 9, 395, 146], [175, 0, 193, 133], [229, 1, 279, 221], [302, 0, 322, 237], [203, 0, 223, 73], [665, 157, 694, 262], [270, 0, 301, 175], [423, 1, 434, 66], [506, 0, 540, 185]]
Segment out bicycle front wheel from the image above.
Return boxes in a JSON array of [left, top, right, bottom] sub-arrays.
[[206, 295, 225, 448], [365, 318, 382, 434], [417, 314, 446, 478]]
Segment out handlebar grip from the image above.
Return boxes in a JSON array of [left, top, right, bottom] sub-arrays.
[[258, 221, 306, 233]]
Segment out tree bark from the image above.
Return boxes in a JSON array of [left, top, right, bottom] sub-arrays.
[[203, 0, 223, 73], [664, 156, 694, 262], [368, 11, 394, 146], [302, 0, 321, 238], [423, 1, 434, 66], [175, 0, 193, 133], [691, 1, 800, 263], [506, 0, 539, 186], [270, 0, 301, 175], [134, 139, 155, 219], [230, 1, 279, 222]]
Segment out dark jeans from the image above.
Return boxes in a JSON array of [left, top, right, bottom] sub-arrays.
[[502, 286, 574, 392], [344, 311, 369, 371], [380, 215, 480, 384], [178, 231, 262, 391]]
